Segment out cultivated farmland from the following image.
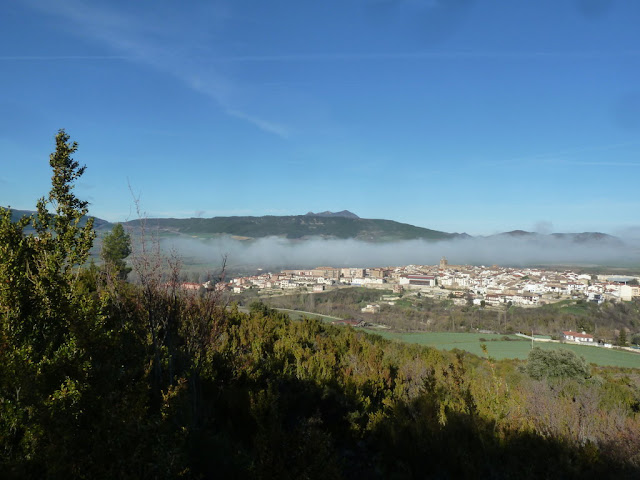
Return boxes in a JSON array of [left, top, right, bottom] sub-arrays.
[[367, 331, 640, 368]]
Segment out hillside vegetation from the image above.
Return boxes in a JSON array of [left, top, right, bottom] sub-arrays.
[[251, 287, 640, 343], [124, 214, 458, 241], [2, 132, 639, 478]]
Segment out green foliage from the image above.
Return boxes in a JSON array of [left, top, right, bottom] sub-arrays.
[[0, 130, 99, 474], [617, 328, 628, 347], [525, 347, 591, 381], [101, 223, 132, 280], [0, 131, 180, 478]]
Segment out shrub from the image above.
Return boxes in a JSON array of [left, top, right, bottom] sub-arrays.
[[525, 347, 591, 381]]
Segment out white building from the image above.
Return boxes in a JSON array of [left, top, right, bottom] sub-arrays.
[[620, 284, 640, 301], [562, 330, 594, 343], [399, 274, 437, 287]]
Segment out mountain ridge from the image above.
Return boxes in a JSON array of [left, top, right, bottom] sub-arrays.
[[123, 214, 459, 242], [2, 207, 624, 245], [3, 207, 112, 231]]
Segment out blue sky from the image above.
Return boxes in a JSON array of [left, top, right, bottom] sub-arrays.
[[1, 0, 639, 236]]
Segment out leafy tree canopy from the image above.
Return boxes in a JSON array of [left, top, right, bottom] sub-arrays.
[[525, 347, 591, 381]]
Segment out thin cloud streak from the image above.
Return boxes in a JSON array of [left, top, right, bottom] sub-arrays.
[[8, 50, 637, 63], [226, 109, 290, 138], [205, 50, 640, 63], [0, 55, 130, 61], [22, 0, 290, 139], [565, 162, 640, 167]]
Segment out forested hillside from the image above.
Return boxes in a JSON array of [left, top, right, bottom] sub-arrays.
[[123, 214, 459, 241], [2, 132, 639, 478]]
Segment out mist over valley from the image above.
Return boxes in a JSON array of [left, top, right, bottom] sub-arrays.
[[118, 211, 636, 273], [8, 207, 637, 272], [161, 232, 639, 274], [116, 210, 639, 272]]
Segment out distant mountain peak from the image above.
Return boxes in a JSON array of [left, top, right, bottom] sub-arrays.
[[305, 210, 360, 219], [501, 230, 535, 237]]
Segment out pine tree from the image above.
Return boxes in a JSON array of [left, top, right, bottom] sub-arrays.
[[617, 328, 628, 347], [101, 223, 132, 280], [0, 129, 98, 475]]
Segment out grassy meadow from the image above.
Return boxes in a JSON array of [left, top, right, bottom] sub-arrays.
[[367, 330, 640, 368], [271, 304, 640, 368]]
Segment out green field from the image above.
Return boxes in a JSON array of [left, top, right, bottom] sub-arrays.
[[252, 307, 640, 368], [366, 331, 640, 368]]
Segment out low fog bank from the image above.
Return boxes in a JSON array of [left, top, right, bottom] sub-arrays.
[[158, 234, 640, 271]]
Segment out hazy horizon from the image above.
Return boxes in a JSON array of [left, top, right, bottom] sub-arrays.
[[150, 233, 640, 274]]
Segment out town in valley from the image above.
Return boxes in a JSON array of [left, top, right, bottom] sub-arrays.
[[174, 257, 640, 349], [221, 257, 638, 304]]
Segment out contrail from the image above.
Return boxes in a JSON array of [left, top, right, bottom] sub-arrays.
[[205, 50, 640, 63], [0, 55, 129, 61]]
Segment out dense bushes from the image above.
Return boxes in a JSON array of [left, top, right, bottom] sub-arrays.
[[525, 347, 591, 381]]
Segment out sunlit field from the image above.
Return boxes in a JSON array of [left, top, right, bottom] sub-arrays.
[[366, 331, 640, 368]]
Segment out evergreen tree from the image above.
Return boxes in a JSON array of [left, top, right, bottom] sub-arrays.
[[0, 129, 98, 475], [101, 223, 132, 280], [617, 328, 628, 347]]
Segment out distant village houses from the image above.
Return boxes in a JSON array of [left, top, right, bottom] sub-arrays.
[[211, 258, 640, 318]]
